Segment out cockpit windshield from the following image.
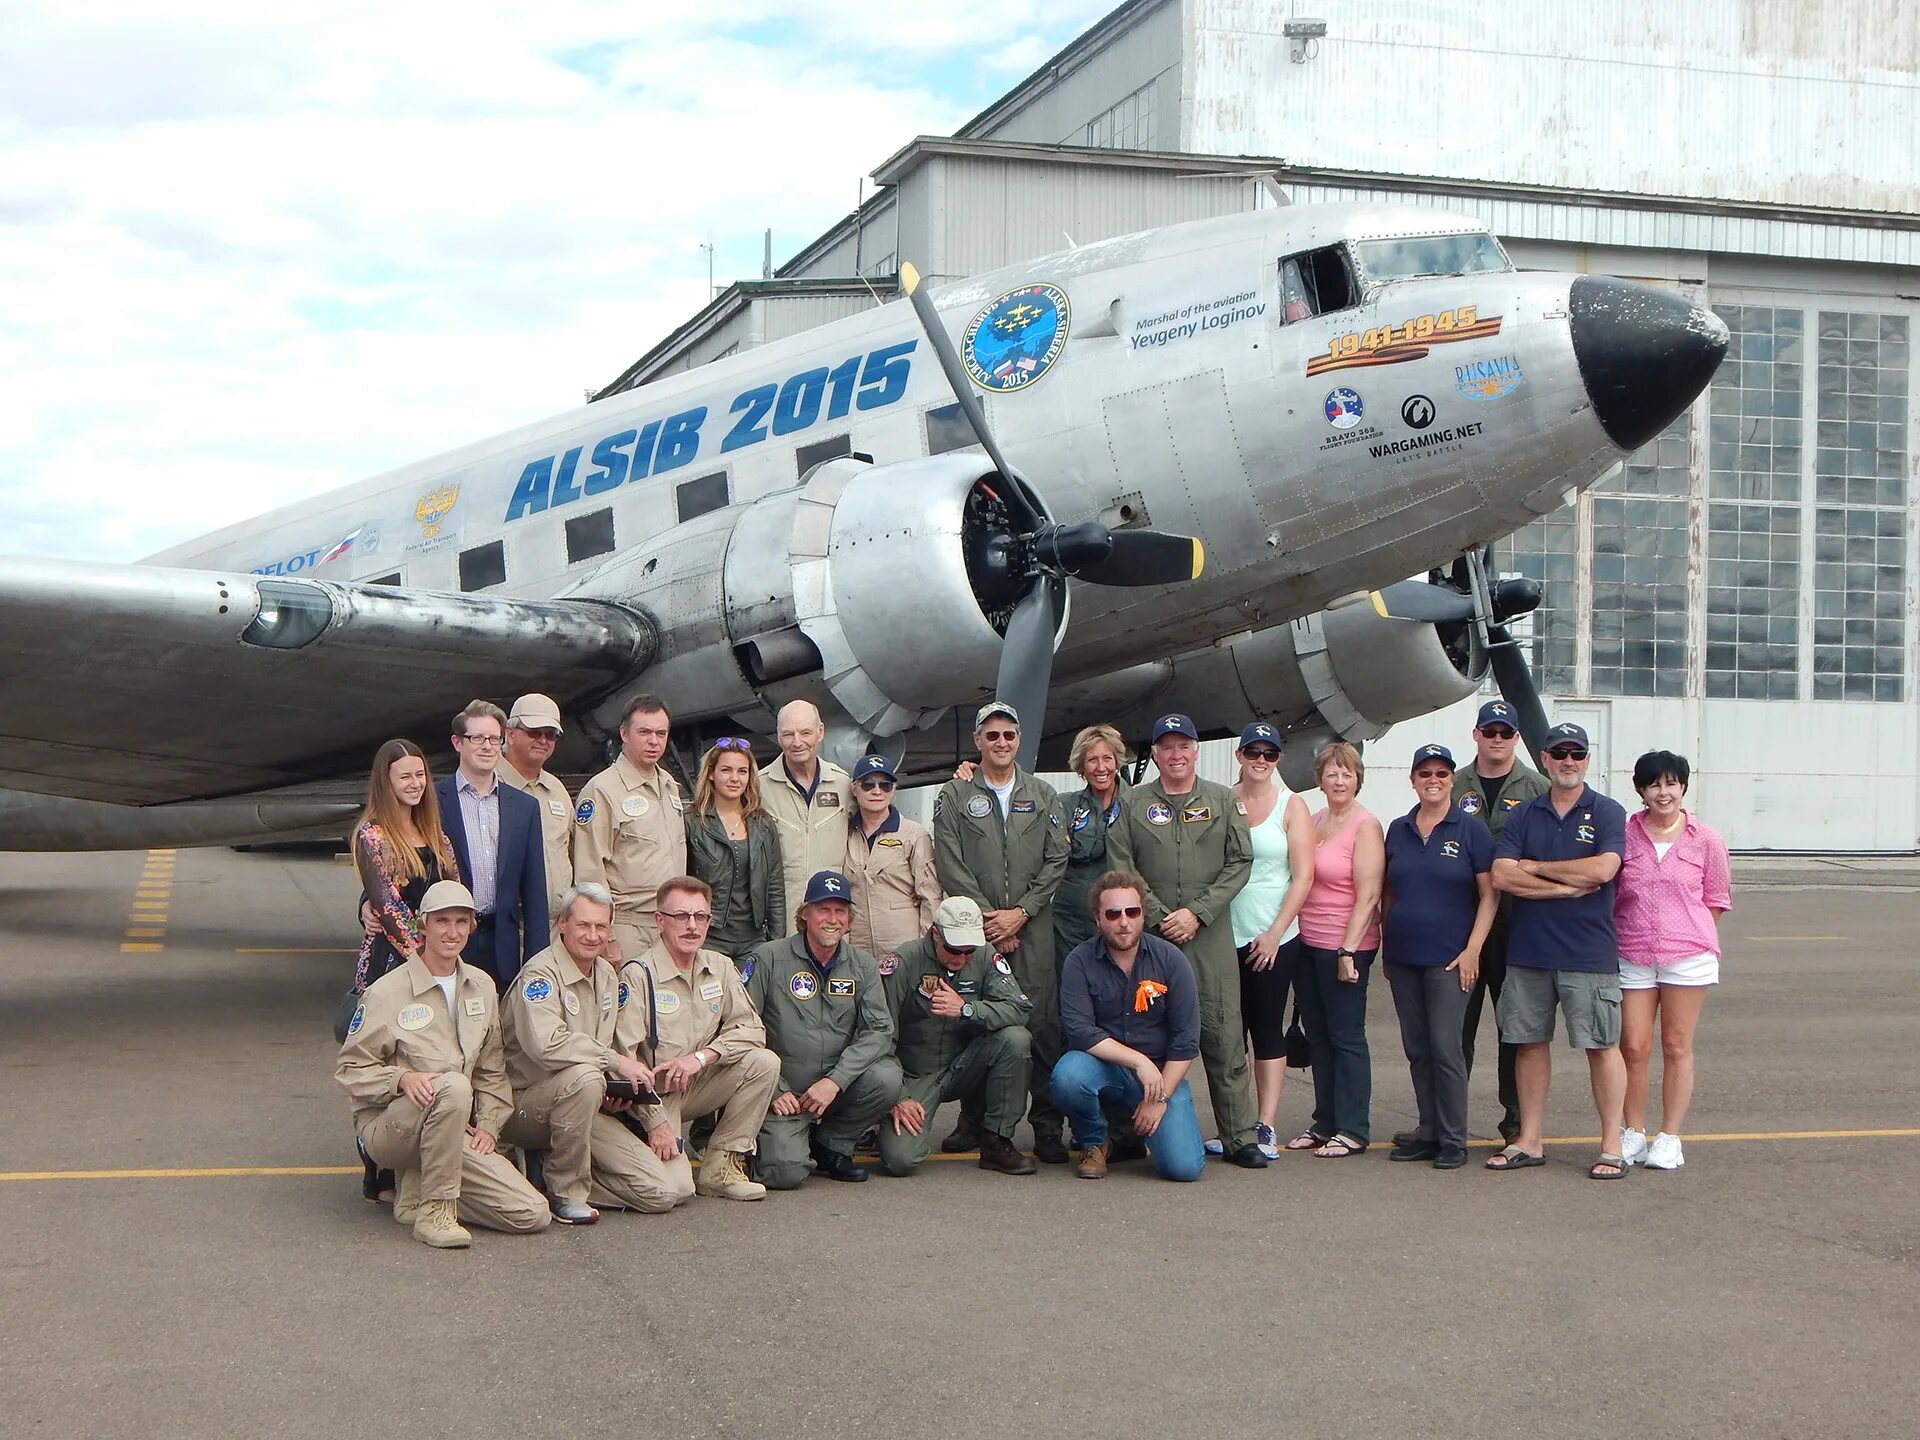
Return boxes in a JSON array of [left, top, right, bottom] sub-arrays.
[[1351, 233, 1510, 285]]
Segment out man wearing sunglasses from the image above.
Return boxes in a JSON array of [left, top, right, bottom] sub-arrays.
[[758, 701, 854, 934], [1488, 722, 1631, 1179], [498, 692, 577, 925], [876, 896, 1037, 1177], [932, 702, 1071, 1162], [1442, 700, 1549, 1147]]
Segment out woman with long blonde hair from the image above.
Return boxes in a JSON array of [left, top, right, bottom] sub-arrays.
[[683, 738, 785, 960]]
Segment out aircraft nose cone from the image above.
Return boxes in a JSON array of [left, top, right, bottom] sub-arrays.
[[1569, 277, 1729, 451]]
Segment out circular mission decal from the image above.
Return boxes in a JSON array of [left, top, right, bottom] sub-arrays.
[[963, 283, 1071, 392]]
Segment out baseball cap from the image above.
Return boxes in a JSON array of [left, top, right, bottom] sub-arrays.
[[975, 700, 1019, 729], [1239, 721, 1283, 752], [932, 896, 988, 948], [419, 880, 477, 915], [1543, 722, 1589, 750], [1152, 713, 1199, 741], [803, 870, 852, 905], [1474, 700, 1516, 730], [509, 693, 564, 732], [1411, 743, 1456, 771], [851, 754, 897, 783]]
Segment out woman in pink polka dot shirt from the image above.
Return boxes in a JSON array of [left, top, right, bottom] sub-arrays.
[[1612, 750, 1731, 1172]]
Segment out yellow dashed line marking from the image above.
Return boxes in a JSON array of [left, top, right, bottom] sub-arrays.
[[125, 928, 166, 938], [1745, 934, 1847, 942], [235, 947, 358, 955], [119, 944, 165, 953], [122, 847, 175, 952]]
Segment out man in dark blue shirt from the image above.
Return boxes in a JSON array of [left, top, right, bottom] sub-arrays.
[[1052, 869, 1205, 1182], [1489, 723, 1630, 1178]]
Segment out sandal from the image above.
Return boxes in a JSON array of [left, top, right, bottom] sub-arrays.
[[1313, 1133, 1366, 1158], [1587, 1153, 1628, 1180], [1284, 1130, 1327, 1152], [1485, 1144, 1546, 1171]]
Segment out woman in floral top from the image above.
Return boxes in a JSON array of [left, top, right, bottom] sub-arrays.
[[1613, 750, 1731, 1172]]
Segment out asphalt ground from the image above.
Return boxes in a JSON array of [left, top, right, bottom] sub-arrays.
[[1, 846, 1915, 1439]]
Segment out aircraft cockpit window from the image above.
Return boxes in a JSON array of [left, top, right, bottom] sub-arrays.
[[1277, 247, 1358, 323], [1351, 233, 1509, 286], [240, 581, 334, 650]]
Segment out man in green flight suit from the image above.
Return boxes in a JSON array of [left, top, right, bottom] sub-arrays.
[[741, 870, 902, 1187], [878, 895, 1038, 1178], [932, 701, 1071, 1161], [1104, 713, 1268, 1169]]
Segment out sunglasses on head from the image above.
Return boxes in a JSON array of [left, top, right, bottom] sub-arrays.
[[1478, 727, 1517, 740], [1546, 747, 1588, 761], [1102, 905, 1144, 920], [710, 737, 752, 752]]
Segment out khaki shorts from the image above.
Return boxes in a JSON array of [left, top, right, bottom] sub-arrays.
[[1497, 965, 1621, 1049]]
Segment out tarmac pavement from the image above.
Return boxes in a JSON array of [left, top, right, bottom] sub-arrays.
[[1, 845, 1915, 1438]]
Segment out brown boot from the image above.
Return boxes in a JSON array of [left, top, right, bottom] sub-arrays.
[[1075, 1142, 1110, 1179], [978, 1132, 1038, 1175]]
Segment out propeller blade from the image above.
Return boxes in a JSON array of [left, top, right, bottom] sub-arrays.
[[1071, 528, 1206, 587], [995, 576, 1066, 773], [1486, 622, 1553, 763], [1491, 575, 1544, 623], [1370, 578, 1477, 623], [900, 262, 1044, 535]]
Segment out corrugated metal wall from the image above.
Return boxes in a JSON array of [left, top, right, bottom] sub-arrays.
[[965, 0, 1185, 147]]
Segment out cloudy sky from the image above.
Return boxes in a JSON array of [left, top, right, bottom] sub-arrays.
[[0, 1, 1117, 561]]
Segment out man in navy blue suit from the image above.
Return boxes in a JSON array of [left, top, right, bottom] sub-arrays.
[[439, 700, 549, 992]]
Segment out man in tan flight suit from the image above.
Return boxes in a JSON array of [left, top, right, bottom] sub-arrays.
[[931, 701, 1071, 1161], [612, 876, 782, 1204], [500, 882, 660, 1224], [759, 699, 853, 933], [574, 693, 687, 959], [498, 692, 576, 923], [337, 880, 551, 1248]]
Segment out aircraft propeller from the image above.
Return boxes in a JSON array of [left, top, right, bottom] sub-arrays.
[[899, 262, 1205, 768]]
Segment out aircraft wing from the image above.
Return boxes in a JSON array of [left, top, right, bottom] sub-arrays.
[[0, 557, 655, 805]]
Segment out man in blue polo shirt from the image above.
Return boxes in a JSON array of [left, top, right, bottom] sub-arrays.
[[1488, 723, 1630, 1178], [1051, 869, 1206, 1182]]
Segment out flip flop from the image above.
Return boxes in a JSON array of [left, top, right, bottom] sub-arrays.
[[1485, 1144, 1546, 1171], [1284, 1130, 1326, 1151], [1313, 1133, 1366, 1158], [1587, 1153, 1628, 1180]]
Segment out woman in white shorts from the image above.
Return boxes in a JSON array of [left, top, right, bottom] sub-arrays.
[[1612, 750, 1731, 1171]]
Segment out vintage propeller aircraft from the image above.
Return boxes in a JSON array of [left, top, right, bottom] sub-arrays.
[[0, 200, 1727, 849]]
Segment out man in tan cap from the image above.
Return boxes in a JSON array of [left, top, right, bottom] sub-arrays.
[[877, 895, 1037, 1177], [499, 692, 576, 923], [759, 700, 853, 934], [499, 882, 661, 1224], [611, 876, 782, 1205], [574, 693, 687, 959], [337, 880, 552, 1248]]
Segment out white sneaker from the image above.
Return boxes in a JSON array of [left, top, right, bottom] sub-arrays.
[[1619, 1127, 1649, 1167], [1645, 1132, 1685, 1170], [1203, 1138, 1225, 1156]]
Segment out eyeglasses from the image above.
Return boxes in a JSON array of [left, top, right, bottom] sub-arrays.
[[1478, 727, 1517, 741], [858, 778, 895, 791], [711, 737, 752, 751], [1102, 906, 1144, 920], [458, 734, 503, 748], [1412, 767, 1453, 780], [1546, 747, 1588, 761], [657, 909, 713, 924], [1242, 747, 1280, 762], [980, 729, 1018, 743]]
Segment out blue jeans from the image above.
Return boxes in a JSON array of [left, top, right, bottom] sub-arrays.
[[1049, 1051, 1206, 1182]]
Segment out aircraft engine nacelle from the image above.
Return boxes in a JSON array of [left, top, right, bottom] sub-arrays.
[[571, 454, 1057, 739]]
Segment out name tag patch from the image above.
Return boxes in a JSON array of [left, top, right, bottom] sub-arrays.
[[700, 980, 723, 1000], [1145, 803, 1172, 826], [827, 977, 856, 997], [790, 972, 818, 1000], [819, 793, 841, 810], [465, 996, 487, 1017], [656, 990, 681, 1014], [397, 1003, 434, 1031], [1012, 799, 1036, 813], [1181, 806, 1212, 823], [622, 794, 648, 817]]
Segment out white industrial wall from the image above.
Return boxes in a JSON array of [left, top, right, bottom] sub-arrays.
[[962, 0, 1184, 149]]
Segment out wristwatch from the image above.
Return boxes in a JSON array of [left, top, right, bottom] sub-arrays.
[[1336, 949, 1356, 960], [960, 1002, 975, 1020]]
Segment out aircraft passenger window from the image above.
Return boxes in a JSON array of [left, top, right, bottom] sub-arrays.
[[676, 471, 728, 522], [458, 540, 506, 591], [1276, 246, 1358, 322], [565, 507, 616, 564], [240, 581, 333, 650], [1351, 233, 1510, 284], [926, 403, 975, 455], [367, 572, 402, 586], [796, 433, 851, 479]]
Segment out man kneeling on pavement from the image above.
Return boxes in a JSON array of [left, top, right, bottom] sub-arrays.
[[336, 880, 550, 1247], [878, 896, 1037, 1177], [611, 876, 782, 1205], [742, 870, 903, 1187]]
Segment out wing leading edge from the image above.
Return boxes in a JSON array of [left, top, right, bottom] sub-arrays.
[[0, 557, 656, 805]]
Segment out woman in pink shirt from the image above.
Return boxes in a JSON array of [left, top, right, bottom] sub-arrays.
[[1286, 742, 1384, 1158], [1614, 750, 1731, 1172]]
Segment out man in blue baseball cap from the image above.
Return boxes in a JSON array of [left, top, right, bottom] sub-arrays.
[[740, 869, 903, 1186]]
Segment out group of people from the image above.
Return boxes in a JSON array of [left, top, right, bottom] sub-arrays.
[[336, 688, 1731, 1247]]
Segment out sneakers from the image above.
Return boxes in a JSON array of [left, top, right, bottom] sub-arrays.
[[413, 1198, 471, 1249], [1075, 1142, 1110, 1179], [392, 1168, 424, 1225], [1645, 1132, 1685, 1170], [549, 1198, 600, 1224], [1255, 1123, 1280, 1160], [1620, 1127, 1650, 1168], [1203, 1138, 1225, 1157], [696, 1149, 768, 1201]]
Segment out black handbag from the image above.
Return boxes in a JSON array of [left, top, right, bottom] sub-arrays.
[[332, 987, 363, 1044], [1284, 1000, 1311, 1069]]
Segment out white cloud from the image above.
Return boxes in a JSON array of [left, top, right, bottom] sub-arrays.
[[0, 0, 1117, 562]]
